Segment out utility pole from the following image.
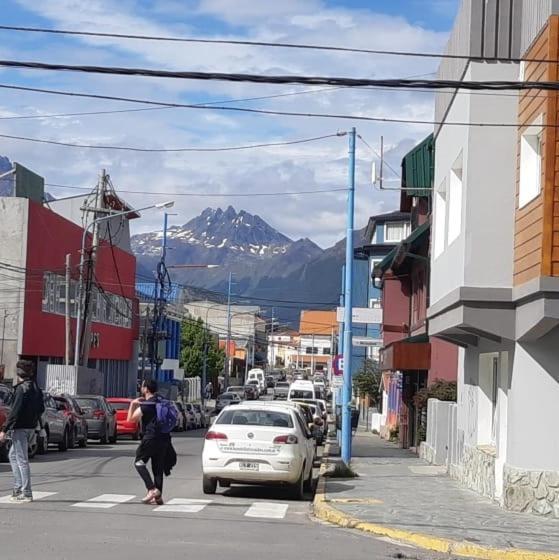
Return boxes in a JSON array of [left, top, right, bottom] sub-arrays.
[[75, 169, 106, 367], [311, 333, 315, 376], [151, 212, 170, 380], [224, 271, 233, 389], [65, 253, 71, 365], [202, 328, 209, 406], [270, 307, 275, 371], [244, 338, 249, 384], [341, 127, 356, 466]]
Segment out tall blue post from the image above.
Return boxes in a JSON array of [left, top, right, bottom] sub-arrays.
[[152, 212, 169, 380], [224, 271, 233, 389], [341, 127, 356, 465]]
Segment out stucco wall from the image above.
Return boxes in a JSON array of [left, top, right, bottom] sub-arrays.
[[431, 62, 518, 306], [508, 329, 559, 471]]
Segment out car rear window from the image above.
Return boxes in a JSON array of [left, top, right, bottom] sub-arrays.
[[216, 409, 293, 428], [290, 390, 314, 399], [108, 402, 130, 410], [75, 398, 100, 410]]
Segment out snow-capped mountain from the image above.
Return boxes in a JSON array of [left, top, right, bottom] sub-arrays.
[[133, 206, 295, 258]]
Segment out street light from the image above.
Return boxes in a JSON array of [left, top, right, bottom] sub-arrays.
[[73, 201, 174, 366]]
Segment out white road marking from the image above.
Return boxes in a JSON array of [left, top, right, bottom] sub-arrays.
[[87, 494, 136, 503], [0, 491, 57, 503], [244, 502, 289, 519], [154, 498, 212, 513], [72, 493, 135, 509]]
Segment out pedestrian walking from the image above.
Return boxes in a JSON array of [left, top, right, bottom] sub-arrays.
[[128, 380, 177, 505], [0, 360, 44, 503], [205, 381, 213, 400]]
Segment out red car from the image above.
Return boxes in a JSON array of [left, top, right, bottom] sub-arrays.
[[106, 398, 140, 440]]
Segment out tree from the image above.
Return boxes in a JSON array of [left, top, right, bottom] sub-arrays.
[[180, 317, 225, 381], [352, 359, 382, 406]]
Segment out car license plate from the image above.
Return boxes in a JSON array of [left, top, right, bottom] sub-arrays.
[[239, 462, 259, 471]]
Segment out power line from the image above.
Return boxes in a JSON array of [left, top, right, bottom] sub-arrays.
[[0, 131, 342, 153], [0, 82, 556, 129], [0, 59, 555, 91], [357, 134, 401, 178], [0, 24, 553, 65], [46, 183, 348, 198]]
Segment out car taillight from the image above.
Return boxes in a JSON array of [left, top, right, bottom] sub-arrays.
[[273, 434, 298, 444], [205, 431, 228, 441], [93, 410, 105, 419]]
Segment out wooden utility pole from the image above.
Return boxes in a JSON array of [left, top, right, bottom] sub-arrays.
[[65, 253, 71, 365]]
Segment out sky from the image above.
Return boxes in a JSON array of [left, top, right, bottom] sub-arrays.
[[0, 0, 460, 248]]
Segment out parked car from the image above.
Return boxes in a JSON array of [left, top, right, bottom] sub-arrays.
[[41, 393, 72, 452], [74, 395, 118, 444], [246, 368, 266, 395], [266, 376, 275, 389], [202, 402, 315, 499], [247, 380, 261, 398], [226, 386, 247, 399], [185, 403, 202, 429], [193, 403, 209, 428], [174, 401, 189, 431], [243, 384, 258, 400], [273, 381, 290, 400], [107, 398, 141, 440], [171, 402, 184, 432], [54, 395, 88, 448], [214, 393, 241, 414]]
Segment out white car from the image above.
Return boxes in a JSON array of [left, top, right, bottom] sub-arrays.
[[202, 403, 315, 499]]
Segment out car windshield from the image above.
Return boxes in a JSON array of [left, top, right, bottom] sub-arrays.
[[290, 390, 314, 399], [109, 402, 130, 410], [75, 398, 101, 410], [248, 381, 258, 385], [276, 382, 289, 388], [220, 394, 235, 400], [216, 409, 293, 428], [228, 387, 243, 391]]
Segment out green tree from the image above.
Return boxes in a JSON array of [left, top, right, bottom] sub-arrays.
[[180, 317, 225, 380], [352, 359, 382, 405]]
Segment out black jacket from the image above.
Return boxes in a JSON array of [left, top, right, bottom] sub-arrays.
[[4, 380, 45, 431]]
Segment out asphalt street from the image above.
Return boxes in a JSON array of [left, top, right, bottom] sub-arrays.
[[0, 429, 465, 560]]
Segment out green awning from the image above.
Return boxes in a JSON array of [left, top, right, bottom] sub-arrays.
[[403, 221, 430, 251], [373, 246, 398, 276], [401, 134, 434, 197]]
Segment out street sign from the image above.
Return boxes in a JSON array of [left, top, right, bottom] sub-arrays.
[[332, 354, 344, 376], [352, 336, 382, 347], [337, 306, 383, 324], [332, 376, 343, 388]]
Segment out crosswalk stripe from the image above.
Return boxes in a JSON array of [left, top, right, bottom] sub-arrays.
[[154, 498, 212, 513], [72, 493, 135, 509], [0, 491, 57, 503], [244, 502, 289, 519]]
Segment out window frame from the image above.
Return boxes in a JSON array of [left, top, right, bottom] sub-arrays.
[[519, 115, 544, 209]]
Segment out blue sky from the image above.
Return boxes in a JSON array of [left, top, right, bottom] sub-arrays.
[[0, 0, 460, 246]]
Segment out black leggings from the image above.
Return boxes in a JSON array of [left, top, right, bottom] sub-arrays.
[[135, 438, 168, 493]]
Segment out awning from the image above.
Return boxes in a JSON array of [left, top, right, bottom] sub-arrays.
[[392, 221, 430, 270], [380, 340, 431, 371], [373, 246, 398, 276], [401, 134, 434, 198]]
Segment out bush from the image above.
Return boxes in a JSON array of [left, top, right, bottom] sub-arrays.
[[413, 379, 457, 411]]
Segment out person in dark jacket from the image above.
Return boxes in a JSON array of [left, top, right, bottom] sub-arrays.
[[0, 360, 44, 503]]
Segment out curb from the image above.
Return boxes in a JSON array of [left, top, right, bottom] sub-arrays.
[[312, 443, 559, 560]]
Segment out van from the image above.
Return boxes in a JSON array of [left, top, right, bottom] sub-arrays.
[[246, 368, 266, 394], [288, 380, 316, 401]]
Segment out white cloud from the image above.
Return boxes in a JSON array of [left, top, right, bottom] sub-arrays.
[[1, 0, 451, 246]]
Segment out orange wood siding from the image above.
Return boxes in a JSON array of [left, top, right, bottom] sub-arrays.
[[514, 17, 559, 285]]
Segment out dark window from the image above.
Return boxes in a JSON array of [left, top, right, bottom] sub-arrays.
[[216, 409, 293, 427]]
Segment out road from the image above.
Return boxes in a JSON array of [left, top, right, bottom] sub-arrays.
[[0, 428, 460, 559]]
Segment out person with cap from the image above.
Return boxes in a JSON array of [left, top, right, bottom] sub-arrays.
[[0, 360, 45, 503]]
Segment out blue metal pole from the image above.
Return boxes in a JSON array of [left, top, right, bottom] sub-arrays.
[[341, 127, 356, 465], [153, 212, 169, 380], [225, 271, 233, 389]]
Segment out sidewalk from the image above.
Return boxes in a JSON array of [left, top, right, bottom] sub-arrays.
[[314, 428, 559, 560]]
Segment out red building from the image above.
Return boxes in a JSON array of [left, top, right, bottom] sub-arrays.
[[373, 135, 458, 449], [0, 190, 139, 396]]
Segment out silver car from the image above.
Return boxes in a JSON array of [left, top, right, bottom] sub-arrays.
[[74, 395, 118, 444]]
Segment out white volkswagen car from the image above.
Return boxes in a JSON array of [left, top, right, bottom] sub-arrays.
[[202, 403, 315, 499]]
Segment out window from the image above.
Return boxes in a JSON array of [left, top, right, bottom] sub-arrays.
[[385, 222, 410, 242], [305, 347, 318, 354], [519, 116, 543, 208], [434, 179, 447, 258], [448, 155, 463, 244]]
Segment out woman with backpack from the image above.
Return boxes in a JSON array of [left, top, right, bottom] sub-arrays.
[[128, 379, 177, 505]]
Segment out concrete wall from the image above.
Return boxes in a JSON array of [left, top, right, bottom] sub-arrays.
[[431, 62, 518, 306], [520, 0, 559, 55], [508, 328, 559, 471], [0, 198, 28, 381]]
